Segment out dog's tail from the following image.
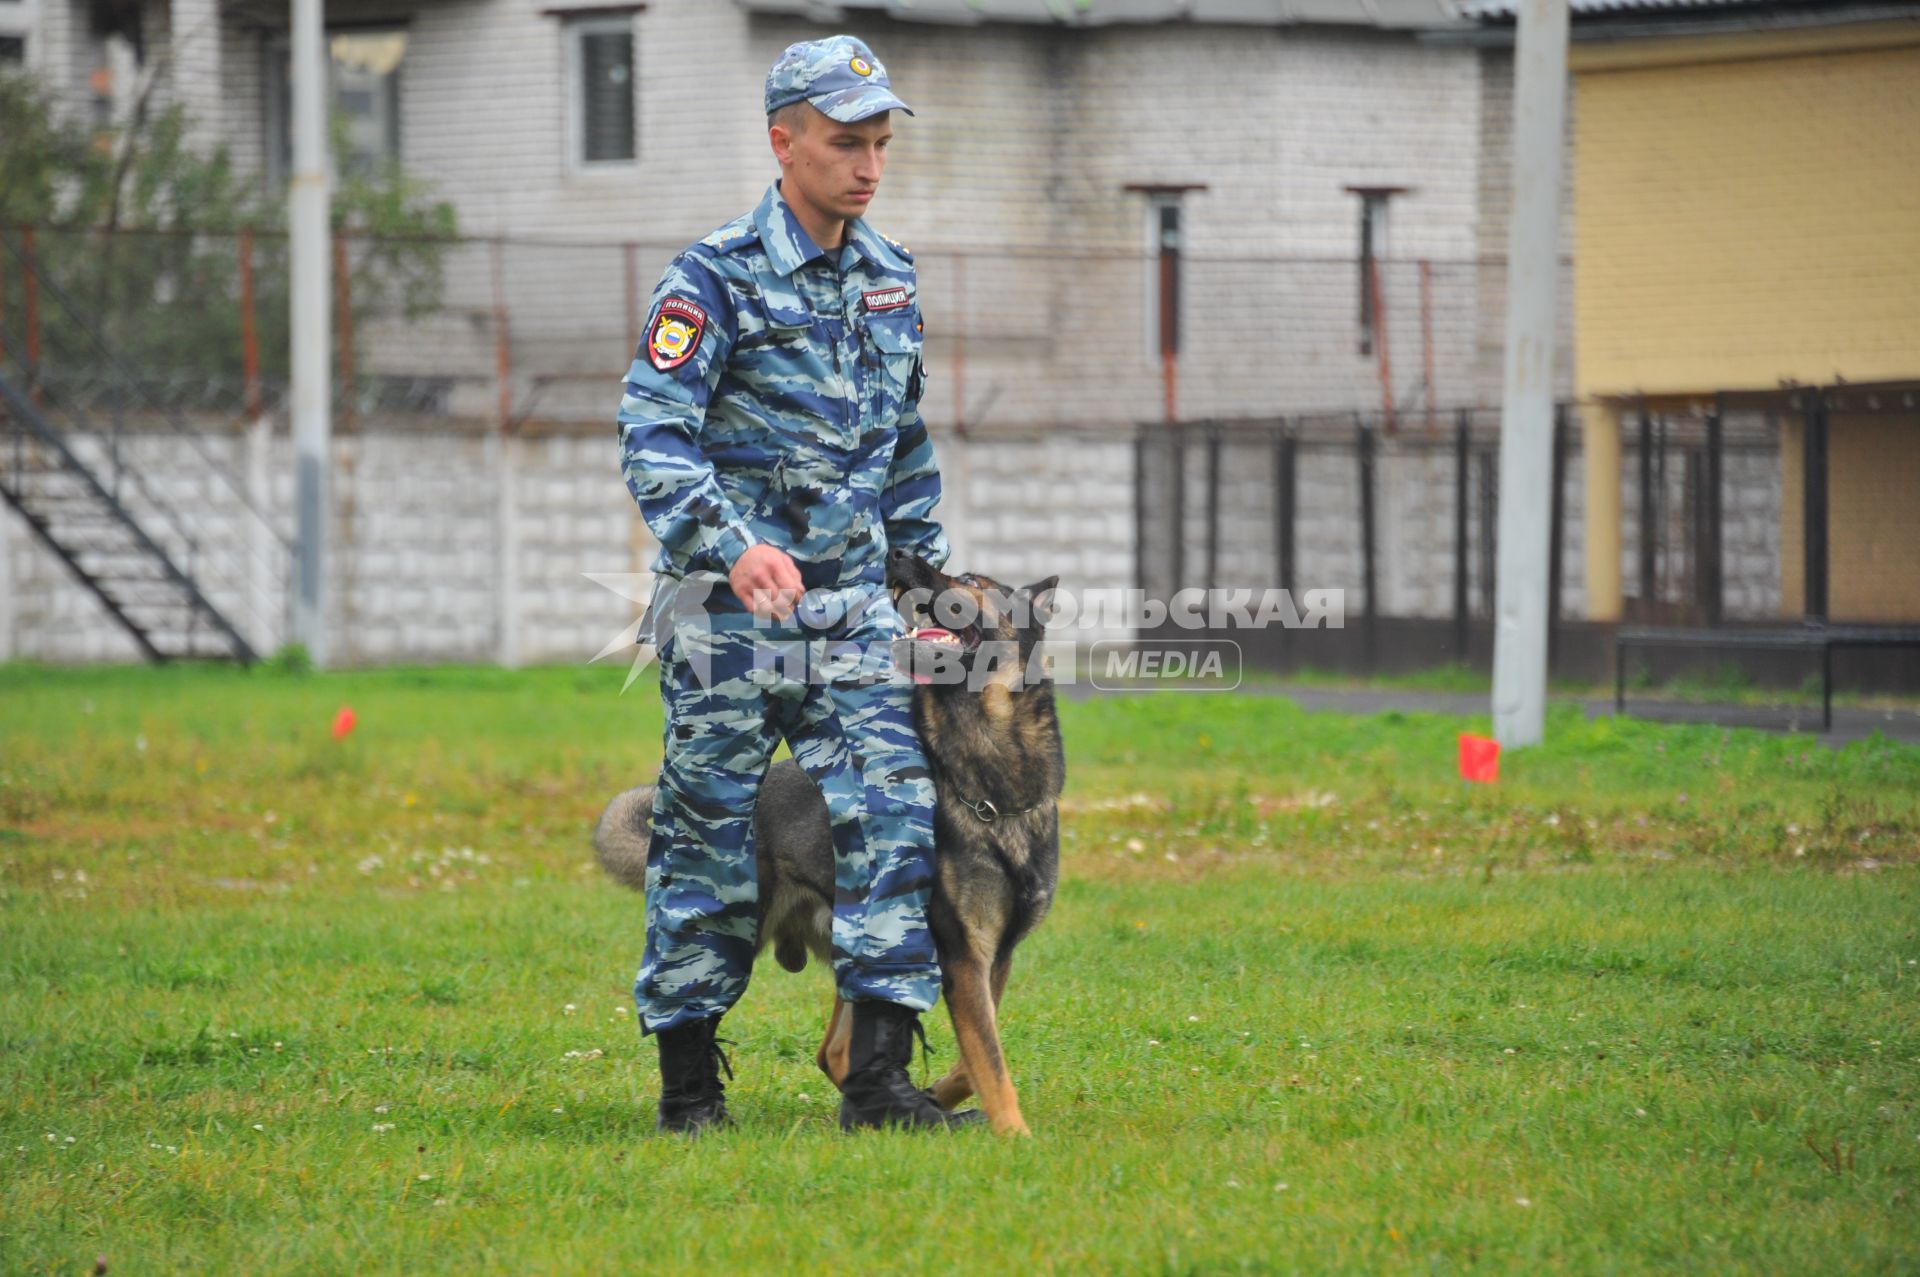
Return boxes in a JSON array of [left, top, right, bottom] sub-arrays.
[[591, 785, 655, 893]]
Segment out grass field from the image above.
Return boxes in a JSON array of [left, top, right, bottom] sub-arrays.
[[2, 661, 1917, 1274]]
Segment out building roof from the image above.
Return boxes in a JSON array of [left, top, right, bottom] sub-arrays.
[[1453, 0, 1762, 16], [737, 0, 1469, 31], [1451, 0, 1920, 21]]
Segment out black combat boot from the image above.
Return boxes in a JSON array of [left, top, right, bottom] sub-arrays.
[[654, 1016, 733, 1135], [838, 1001, 981, 1131]]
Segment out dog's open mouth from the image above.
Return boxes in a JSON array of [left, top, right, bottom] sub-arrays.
[[909, 624, 980, 652], [902, 625, 981, 685]]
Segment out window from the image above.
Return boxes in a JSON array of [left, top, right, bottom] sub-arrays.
[[1149, 196, 1182, 361], [1347, 186, 1405, 357], [0, 0, 27, 70], [1125, 184, 1205, 363], [570, 16, 635, 167], [266, 29, 407, 184]]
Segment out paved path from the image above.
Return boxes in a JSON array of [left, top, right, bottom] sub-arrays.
[[1059, 681, 1920, 747]]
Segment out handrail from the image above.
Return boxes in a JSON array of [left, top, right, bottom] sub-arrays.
[[0, 229, 293, 552], [0, 371, 261, 662]]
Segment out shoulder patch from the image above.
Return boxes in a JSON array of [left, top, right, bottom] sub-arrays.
[[647, 297, 708, 371]]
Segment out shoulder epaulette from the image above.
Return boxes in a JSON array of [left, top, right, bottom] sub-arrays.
[[877, 230, 913, 263], [700, 217, 760, 256]]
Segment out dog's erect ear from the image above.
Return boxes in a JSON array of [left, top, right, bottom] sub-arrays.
[[1020, 576, 1059, 626]]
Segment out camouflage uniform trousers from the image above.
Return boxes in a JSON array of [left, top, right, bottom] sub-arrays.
[[633, 590, 938, 1035]]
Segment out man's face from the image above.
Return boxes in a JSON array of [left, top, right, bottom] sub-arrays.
[[770, 108, 892, 224]]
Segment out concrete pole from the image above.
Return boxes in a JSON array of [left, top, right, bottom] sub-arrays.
[[1490, 0, 1571, 748], [289, 0, 331, 666]]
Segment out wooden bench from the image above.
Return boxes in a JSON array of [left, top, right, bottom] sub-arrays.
[[1615, 624, 1920, 732]]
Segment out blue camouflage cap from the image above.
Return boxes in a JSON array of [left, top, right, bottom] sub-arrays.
[[765, 35, 913, 123]]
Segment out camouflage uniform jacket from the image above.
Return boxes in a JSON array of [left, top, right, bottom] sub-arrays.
[[617, 182, 949, 598]]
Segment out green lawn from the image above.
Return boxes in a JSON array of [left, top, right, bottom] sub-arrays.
[[2, 662, 1916, 1274]]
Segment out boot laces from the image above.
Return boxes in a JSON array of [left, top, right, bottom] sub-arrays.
[[661, 1023, 734, 1106]]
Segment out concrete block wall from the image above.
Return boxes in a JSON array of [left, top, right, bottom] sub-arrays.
[[1, 411, 1797, 665], [1722, 443, 1781, 620], [1373, 444, 1460, 619], [509, 432, 652, 662], [5, 428, 284, 661], [0, 420, 1139, 665], [1608, 433, 1782, 621], [1184, 434, 1496, 621], [941, 431, 1137, 647], [1294, 446, 1367, 612], [330, 430, 501, 663], [3, 524, 147, 662]]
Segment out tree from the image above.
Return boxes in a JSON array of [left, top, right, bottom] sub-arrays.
[[0, 67, 457, 410]]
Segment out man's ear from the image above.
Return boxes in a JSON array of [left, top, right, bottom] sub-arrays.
[[1020, 576, 1059, 626]]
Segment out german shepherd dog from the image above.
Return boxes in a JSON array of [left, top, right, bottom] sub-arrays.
[[592, 551, 1063, 1136]]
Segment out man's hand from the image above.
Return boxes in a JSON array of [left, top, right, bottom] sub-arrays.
[[730, 544, 805, 621]]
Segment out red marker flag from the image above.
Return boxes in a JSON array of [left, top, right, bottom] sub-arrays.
[[332, 706, 357, 740], [1458, 733, 1499, 784]]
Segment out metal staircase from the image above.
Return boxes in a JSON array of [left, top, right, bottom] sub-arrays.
[[1, 231, 291, 663]]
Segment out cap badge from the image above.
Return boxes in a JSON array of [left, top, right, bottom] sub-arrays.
[[849, 56, 874, 77]]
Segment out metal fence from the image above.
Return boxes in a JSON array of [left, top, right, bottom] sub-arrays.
[[1132, 398, 1804, 674], [1134, 409, 1563, 671], [0, 222, 1564, 434], [1615, 398, 1785, 627]]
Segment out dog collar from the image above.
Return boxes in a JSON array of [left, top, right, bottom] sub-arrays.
[[956, 795, 1039, 824]]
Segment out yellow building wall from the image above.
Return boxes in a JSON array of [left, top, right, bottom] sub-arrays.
[[1572, 33, 1920, 399], [1827, 414, 1920, 622], [1773, 412, 1920, 622]]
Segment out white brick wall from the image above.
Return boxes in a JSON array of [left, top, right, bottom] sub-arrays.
[[398, 0, 767, 241], [165, 0, 224, 150]]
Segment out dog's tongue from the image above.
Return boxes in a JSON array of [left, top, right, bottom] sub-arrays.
[[908, 627, 952, 685]]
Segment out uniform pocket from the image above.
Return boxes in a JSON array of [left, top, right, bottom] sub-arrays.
[[865, 312, 920, 366], [863, 312, 922, 421]]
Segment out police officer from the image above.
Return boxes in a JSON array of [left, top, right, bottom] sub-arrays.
[[616, 35, 968, 1134]]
